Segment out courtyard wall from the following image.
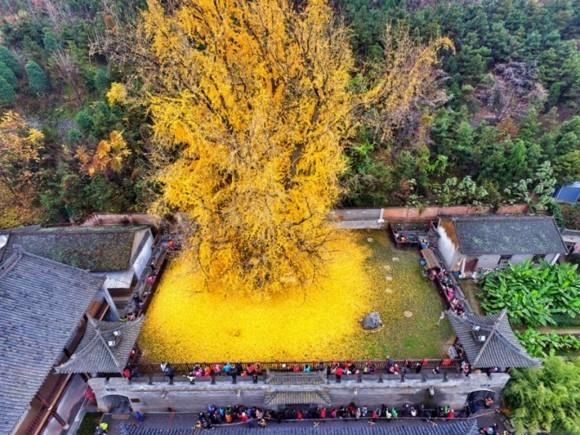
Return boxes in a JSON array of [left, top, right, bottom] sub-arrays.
[[89, 373, 509, 413]]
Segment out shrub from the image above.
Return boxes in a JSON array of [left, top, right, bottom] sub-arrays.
[[504, 357, 580, 434], [482, 261, 580, 327], [93, 68, 109, 94], [74, 107, 94, 133], [106, 82, 127, 106], [517, 328, 580, 358], [0, 61, 17, 88], [0, 45, 22, 76], [42, 29, 59, 53], [0, 76, 15, 105], [25, 60, 49, 94]]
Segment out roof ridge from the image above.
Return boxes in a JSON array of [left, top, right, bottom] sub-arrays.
[[55, 316, 145, 374], [89, 317, 124, 371], [484, 310, 539, 363], [18, 249, 103, 279], [7, 225, 146, 236], [55, 322, 103, 370], [468, 310, 538, 366], [0, 251, 23, 279], [471, 310, 504, 366], [453, 214, 552, 221]]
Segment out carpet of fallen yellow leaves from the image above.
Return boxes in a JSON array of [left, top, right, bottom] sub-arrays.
[[140, 232, 377, 362]]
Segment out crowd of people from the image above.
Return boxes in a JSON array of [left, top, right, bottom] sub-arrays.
[[143, 358, 475, 385], [191, 401, 472, 430], [427, 266, 467, 316], [121, 236, 177, 322]]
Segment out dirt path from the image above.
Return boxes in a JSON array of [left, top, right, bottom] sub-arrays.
[[537, 326, 580, 335]]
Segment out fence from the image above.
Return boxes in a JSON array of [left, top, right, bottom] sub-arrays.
[[133, 358, 461, 380]]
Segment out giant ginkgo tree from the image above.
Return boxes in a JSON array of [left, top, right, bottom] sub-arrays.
[[139, 0, 451, 295]]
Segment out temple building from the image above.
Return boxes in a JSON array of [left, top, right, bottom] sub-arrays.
[[435, 215, 567, 277], [0, 250, 113, 434], [0, 225, 153, 314]]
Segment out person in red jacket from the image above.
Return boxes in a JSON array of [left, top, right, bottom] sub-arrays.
[[335, 366, 344, 383]]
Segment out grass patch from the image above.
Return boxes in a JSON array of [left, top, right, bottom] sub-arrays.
[[459, 279, 484, 315], [140, 230, 452, 362]]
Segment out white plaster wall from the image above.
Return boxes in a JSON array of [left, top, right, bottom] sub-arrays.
[[132, 231, 153, 279], [102, 269, 134, 290], [476, 255, 501, 270], [510, 254, 533, 265], [436, 226, 459, 270]]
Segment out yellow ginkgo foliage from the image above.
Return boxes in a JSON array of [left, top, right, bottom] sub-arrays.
[[106, 82, 128, 106], [140, 0, 353, 296], [77, 130, 131, 176], [138, 0, 452, 296], [0, 111, 44, 228]]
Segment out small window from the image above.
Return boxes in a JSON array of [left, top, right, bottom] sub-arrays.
[[532, 254, 544, 264], [130, 398, 141, 403], [498, 255, 511, 267]]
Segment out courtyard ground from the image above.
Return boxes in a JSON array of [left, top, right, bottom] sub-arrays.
[[139, 229, 452, 362]]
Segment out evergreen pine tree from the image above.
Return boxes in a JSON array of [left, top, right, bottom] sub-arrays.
[[0, 62, 17, 88], [25, 60, 49, 94], [0, 76, 15, 105], [0, 45, 21, 77]]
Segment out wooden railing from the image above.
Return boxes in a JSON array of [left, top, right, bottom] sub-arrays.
[[24, 374, 73, 435]]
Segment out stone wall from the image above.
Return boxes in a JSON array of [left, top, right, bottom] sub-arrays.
[[385, 205, 529, 221], [476, 254, 502, 270], [334, 205, 529, 223], [89, 373, 510, 413]]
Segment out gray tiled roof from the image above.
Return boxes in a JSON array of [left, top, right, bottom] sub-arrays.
[[55, 316, 144, 374], [447, 309, 540, 369], [0, 225, 150, 272], [119, 420, 478, 435], [444, 215, 567, 255], [0, 251, 105, 434]]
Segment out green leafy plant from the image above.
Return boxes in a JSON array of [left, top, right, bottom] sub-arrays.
[[517, 328, 580, 358], [504, 357, 580, 435], [482, 261, 580, 327]]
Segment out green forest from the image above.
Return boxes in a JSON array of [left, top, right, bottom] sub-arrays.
[[0, 0, 578, 228]]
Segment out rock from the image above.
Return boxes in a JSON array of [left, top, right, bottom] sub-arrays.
[[367, 237, 374, 242], [362, 312, 383, 330], [403, 311, 413, 318], [392, 257, 400, 262], [386, 276, 393, 281]]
